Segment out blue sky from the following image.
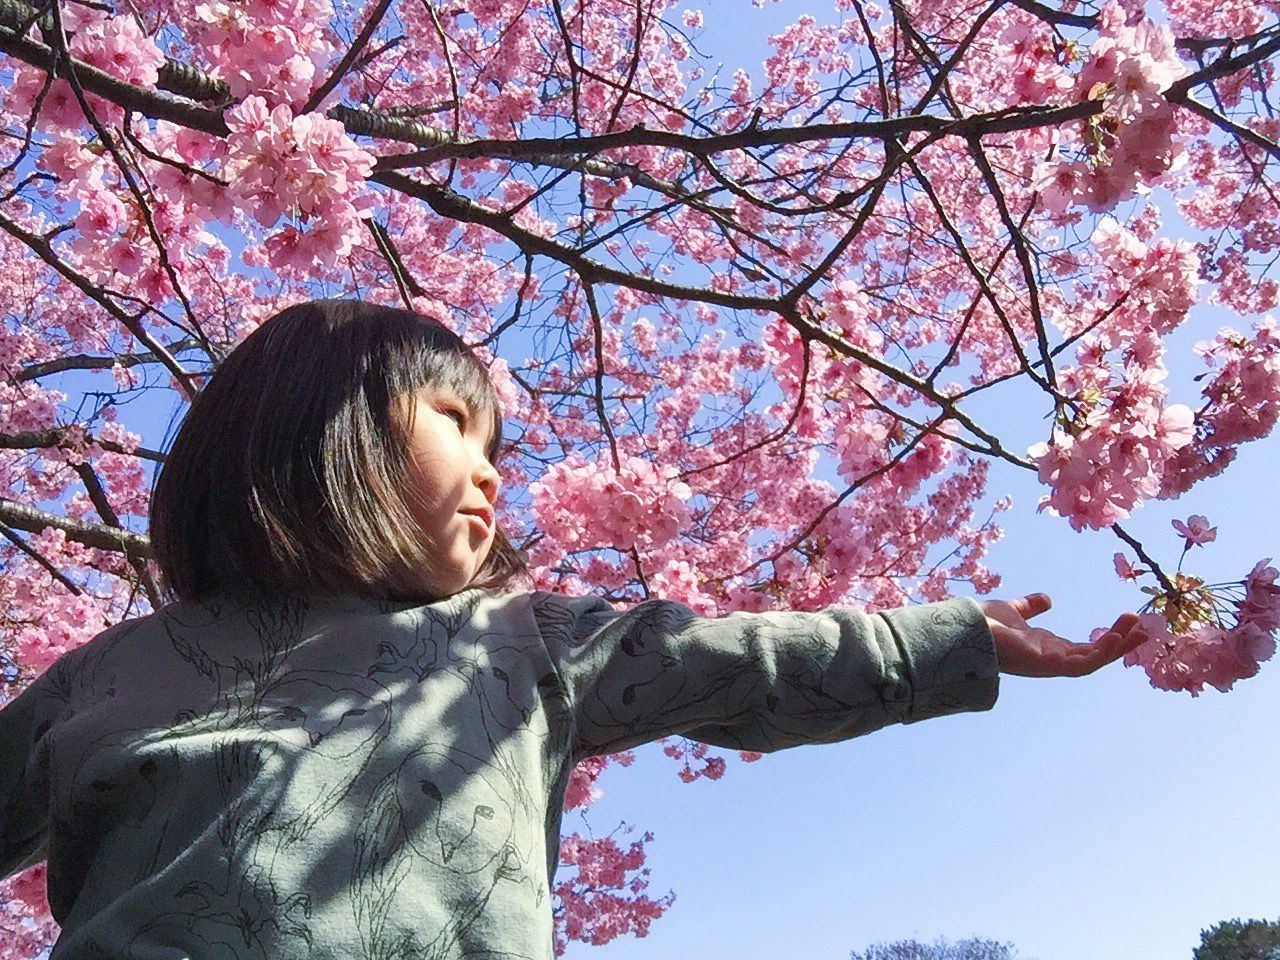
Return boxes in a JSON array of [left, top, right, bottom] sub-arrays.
[[556, 2, 1279, 959]]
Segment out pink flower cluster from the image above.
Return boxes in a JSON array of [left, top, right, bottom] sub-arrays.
[[0, 862, 55, 958], [7, 6, 165, 132], [1191, 319, 1280, 448], [1117, 558, 1280, 696], [5, 530, 126, 672], [1032, 1, 1187, 213], [1163, 0, 1268, 43], [1090, 217, 1200, 335], [1027, 331, 1195, 531], [557, 831, 652, 891], [189, 0, 337, 106], [552, 830, 672, 955], [36, 123, 238, 298], [661, 737, 727, 782], [529, 453, 694, 554], [563, 756, 609, 811], [1159, 316, 1280, 498], [995, 15, 1074, 105], [562, 751, 635, 811], [224, 97, 376, 270]]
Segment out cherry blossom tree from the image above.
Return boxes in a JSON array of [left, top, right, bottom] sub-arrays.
[[1, 0, 1279, 953]]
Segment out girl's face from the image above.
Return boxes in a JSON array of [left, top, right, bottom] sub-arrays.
[[394, 384, 502, 599]]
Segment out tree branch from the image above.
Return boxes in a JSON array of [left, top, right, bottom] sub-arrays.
[[0, 496, 152, 558], [70, 461, 161, 607], [0, 427, 166, 463], [301, 0, 397, 114], [13, 337, 204, 382], [0, 208, 201, 400]]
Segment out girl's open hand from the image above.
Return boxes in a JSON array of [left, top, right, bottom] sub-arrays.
[[979, 593, 1149, 678]]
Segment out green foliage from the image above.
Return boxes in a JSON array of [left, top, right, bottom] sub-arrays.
[[1193, 917, 1280, 960], [849, 935, 1026, 960]]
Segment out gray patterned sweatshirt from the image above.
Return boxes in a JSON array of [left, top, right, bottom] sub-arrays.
[[0, 586, 999, 960]]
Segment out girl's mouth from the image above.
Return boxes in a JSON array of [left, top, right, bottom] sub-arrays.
[[459, 506, 494, 533]]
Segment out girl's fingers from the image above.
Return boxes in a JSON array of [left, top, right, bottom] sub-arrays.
[[1109, 612, 1140, 632], [1067, 641, 1109, 676], [1075, 641, 1119, 676], [1022, 594, 1052, 618], [1051, 626, 1141, 676], [1068, 625, 1147, 676], [1119, 631, 1150, 658]]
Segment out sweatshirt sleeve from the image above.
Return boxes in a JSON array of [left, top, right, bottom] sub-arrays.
[[532, 591, 1001, 762], [0, 669, 53, 881]]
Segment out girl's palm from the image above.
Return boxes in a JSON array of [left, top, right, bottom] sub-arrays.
[[980, 593, 1149, 678]]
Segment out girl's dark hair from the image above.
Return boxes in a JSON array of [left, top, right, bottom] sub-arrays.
[[148, 298, 527, 606]]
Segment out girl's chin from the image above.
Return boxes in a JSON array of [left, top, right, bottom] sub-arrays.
[[421, 566, 483, 599]]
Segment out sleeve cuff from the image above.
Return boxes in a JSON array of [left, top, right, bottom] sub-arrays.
[[877, 595, 1001, 724]]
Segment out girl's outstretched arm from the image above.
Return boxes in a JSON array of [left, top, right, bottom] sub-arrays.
[[532, 592, 1001, 762]]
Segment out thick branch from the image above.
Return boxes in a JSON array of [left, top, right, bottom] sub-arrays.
[[0, 427, 165, 462], [373, 171, 782, 312], [1003, 0, 1277, 59], [0, 2, 229, 134], [1003, 0, 1095, 29], [1166, 31, 1280, 98], [372, 102, 1102, 170], [0, 496, 152, 558], [1176, 26, 1280, 56], [1165, 91, 1280, 162], [14, 337, 205, 382]]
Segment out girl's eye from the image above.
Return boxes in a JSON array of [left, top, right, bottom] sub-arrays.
[[442, 406, 466, 430]]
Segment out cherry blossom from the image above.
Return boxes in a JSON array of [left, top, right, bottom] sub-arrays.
[[1171, 514, 1218, 548], [1113, 552, 1144, 580]]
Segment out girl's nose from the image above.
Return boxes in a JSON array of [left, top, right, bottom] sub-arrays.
[[474, 457, 501, 503]]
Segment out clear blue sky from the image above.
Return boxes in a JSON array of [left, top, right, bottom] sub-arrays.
[[556, 2, 1279, 959]]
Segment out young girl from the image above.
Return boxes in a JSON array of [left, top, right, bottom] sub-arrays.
[[0, 299, 1146, 960]]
